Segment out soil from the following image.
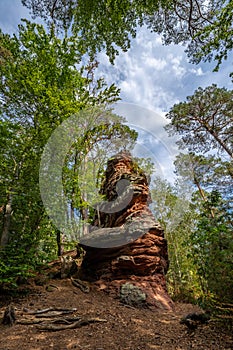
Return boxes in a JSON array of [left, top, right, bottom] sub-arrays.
[[0, 278, 232, 350]]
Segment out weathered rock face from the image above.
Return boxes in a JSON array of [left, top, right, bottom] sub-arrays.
[[78, 151, 173, 310]]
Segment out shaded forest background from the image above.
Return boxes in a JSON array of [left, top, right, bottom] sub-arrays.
[[0, 0, 232, 312]]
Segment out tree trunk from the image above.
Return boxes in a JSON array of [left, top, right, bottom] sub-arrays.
[[193, 176, 215, 218], [1, 195, 12, 248], [56, 230, 63, 256]]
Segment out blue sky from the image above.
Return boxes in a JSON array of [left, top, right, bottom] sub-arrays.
[[0, 0, 232, 183]]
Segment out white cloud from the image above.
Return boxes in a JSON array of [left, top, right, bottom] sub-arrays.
[[168, 54, 187, 78], [189, 67, 205, 76], [142, 56, 167, 71]]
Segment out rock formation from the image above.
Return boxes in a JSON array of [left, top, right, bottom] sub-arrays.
[[78, 151, 173, 310]]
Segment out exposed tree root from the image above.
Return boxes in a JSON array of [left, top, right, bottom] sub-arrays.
[[2, 305, 16, 326], [16, 306, 107, 331], [17, 316, 82, 325], [37, 317, 107, 331], [24, 307, 77, 315], [71, 277, 90, 293]]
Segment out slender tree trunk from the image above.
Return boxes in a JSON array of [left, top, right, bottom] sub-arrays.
[[193, 176, 215, 218], [56, 230, 62, 256], [0, 195, 12, 248], [80, 208, 89, 236], [80, 152, 90, 236], [71, 148, 79, 222]]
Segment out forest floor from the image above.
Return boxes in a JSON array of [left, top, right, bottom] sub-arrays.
[[0, 276, 232, 350]]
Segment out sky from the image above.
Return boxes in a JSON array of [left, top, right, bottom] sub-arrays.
[[0, 0, 232, 183]]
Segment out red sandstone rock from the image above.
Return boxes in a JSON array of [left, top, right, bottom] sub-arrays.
[[78, 151, 173, 310]]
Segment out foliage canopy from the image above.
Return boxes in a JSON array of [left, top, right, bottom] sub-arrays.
[[21, 0, 232, 71]]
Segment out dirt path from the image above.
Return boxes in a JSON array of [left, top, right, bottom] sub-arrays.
[[0, 279, 232, 350]]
